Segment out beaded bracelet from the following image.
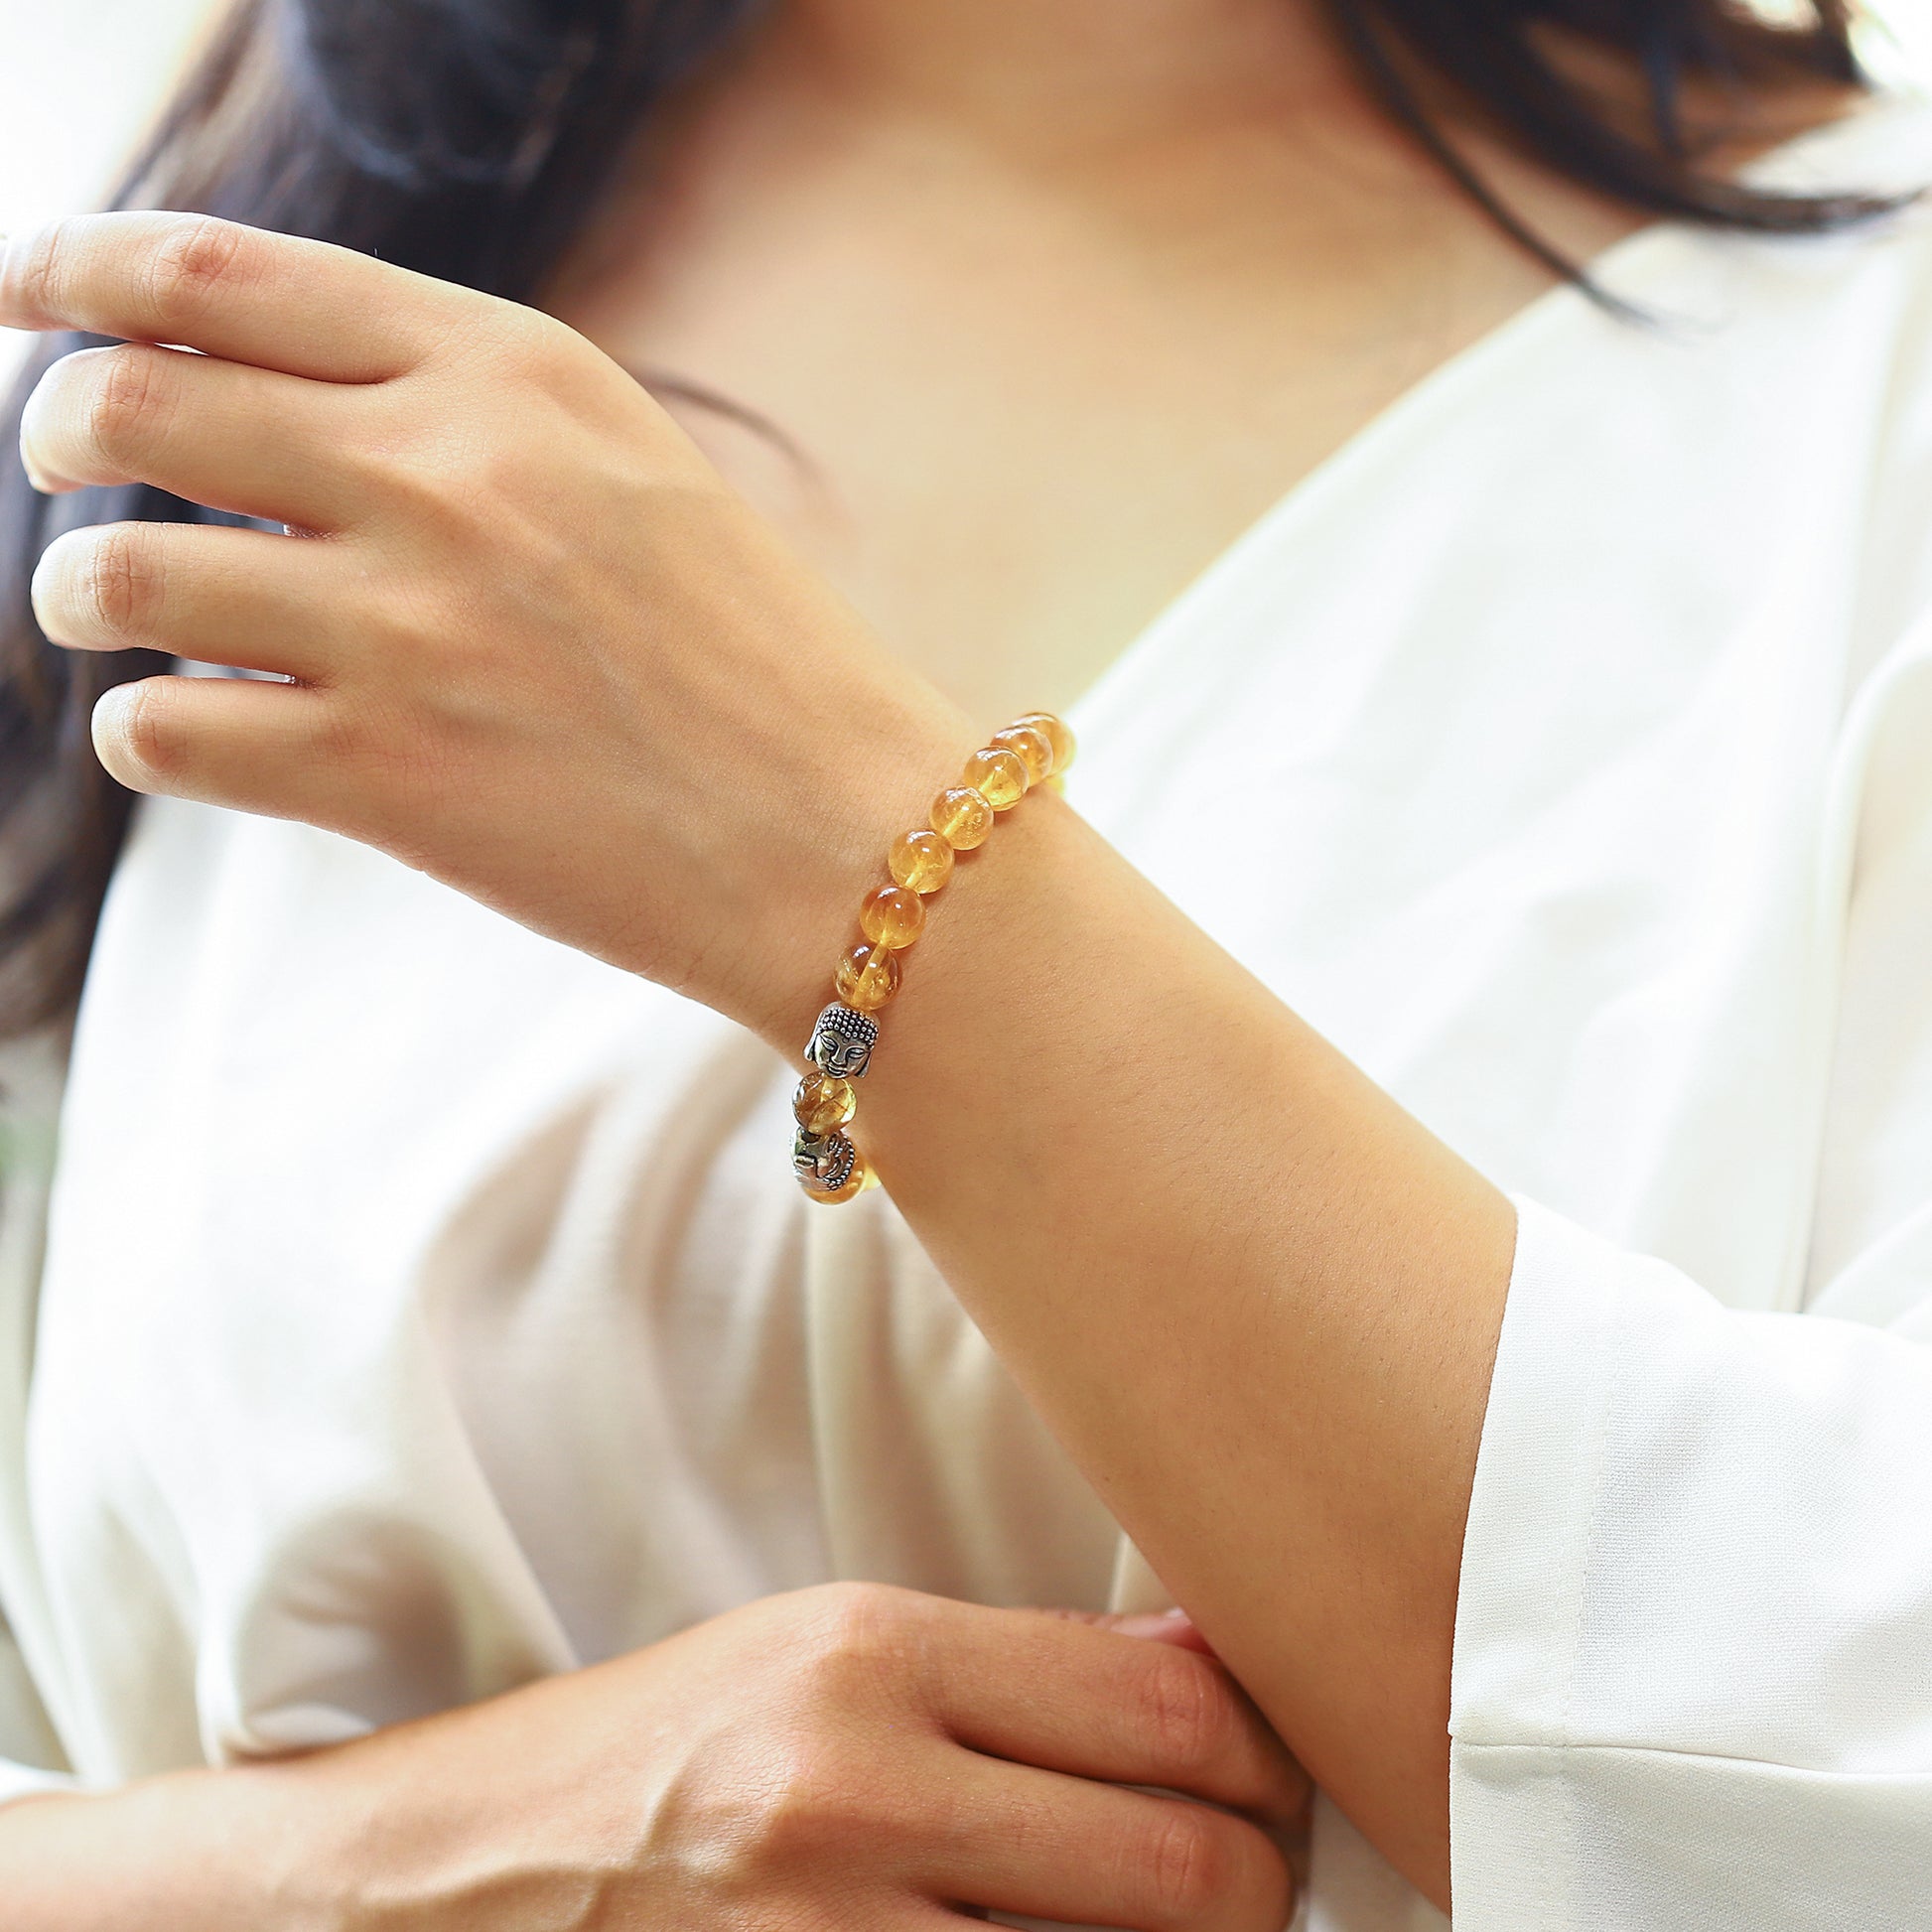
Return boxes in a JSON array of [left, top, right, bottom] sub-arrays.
[[793, 710, 1076, 1203]]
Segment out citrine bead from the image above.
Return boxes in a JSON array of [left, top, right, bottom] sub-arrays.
[[806, 1146, 873, 1204], [989, 724, 1054, 783], [890, 829, 954, 896], [835, 940, 901, 1011], [961, 746, 1029, 810], [1012, 711, 1075, 774], [860, 884, 925, 950], [793, 1069, 857, 1135], [930, 785, 994, 849]]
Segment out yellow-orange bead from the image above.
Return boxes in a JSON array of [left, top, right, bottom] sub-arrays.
[[989, 724, 1054, 784], [1012, 711, 1076, 774], [860, 884, 925, 950], [890, 829, 955, 896], [930, 785, 994, 850], [805, 1147, 873, 1203], [793, 1070, 856, 1135], [961, 746, 1029, 810], [835, 941, 901, 1011]]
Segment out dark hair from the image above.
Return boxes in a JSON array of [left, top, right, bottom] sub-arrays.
[[0, 0, 1886, 1036]]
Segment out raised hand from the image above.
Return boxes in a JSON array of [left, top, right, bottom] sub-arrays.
[[6, 212, 972, 1041]]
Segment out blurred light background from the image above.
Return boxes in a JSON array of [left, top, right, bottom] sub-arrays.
[[1, 0, 1931, 383], [0, 0, 214, 377]]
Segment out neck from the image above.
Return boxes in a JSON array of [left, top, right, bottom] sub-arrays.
[[763, 0, 1359, 142]]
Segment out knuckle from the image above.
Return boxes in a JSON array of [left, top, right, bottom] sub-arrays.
[[351, 421, 486, 533], [1129, 1806, 1289, 1929], [807, 1576, 911, 1653], [86, 348, 173, 470], [1222, 1821, 1295, 1932], [639, 1729, 858, 1904], [145, 214, 250, 326], [1129, 1647, 1231, 1780], [82, 524, 165, 642], [98, 679, 181, 785], [738, 1735, 869, 1869], [501, 299, 566, 363], [791, 1580, 910, 1680], [471, 297, 574, 380], [1134, 1804, 1228, 1923], [6, 220, 71, 323]]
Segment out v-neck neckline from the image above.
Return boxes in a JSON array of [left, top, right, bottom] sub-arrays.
[[1062, 88, 1931, 756]]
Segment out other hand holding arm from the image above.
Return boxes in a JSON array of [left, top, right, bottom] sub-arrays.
[[2, 1586, 1305, 1930]]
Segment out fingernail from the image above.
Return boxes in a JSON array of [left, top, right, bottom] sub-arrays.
[[1109, 1610, 1189, 1638]]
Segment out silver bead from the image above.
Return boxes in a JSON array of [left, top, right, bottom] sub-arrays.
[[793, 1124, 858, 1193], [805, 1002, 878, 1080]]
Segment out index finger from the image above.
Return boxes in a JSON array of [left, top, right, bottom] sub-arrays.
[[0, 212, 477, 383]]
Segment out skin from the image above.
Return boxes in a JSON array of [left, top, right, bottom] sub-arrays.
[[0, 0, 1860, 1921], [553, 0, 1645, 718], [4, 1587, 1307, 1930]]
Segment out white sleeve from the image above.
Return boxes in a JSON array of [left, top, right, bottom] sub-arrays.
[[1448, 632, 1932, 1926], [1449, 1199, 1932, 1929], [1452, 583, 1932, 1916]]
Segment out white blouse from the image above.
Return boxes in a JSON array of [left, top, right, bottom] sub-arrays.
[[6, 93, 1932, 1932]]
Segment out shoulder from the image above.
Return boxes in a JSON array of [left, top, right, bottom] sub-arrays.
[[1665, 93, 1932, 658]]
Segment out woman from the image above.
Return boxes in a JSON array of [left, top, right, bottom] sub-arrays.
[[1, 0, 1929, 1923]]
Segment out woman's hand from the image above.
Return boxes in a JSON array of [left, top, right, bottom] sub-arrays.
[[6, 1584, 1307, 1931], [3, 212, 969, 1043]]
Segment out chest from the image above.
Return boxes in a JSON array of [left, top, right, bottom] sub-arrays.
[[547, 110, 1590, 725]]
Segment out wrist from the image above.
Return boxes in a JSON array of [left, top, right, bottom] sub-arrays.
[[726, 683, 979, 1056], [758, 701, 1079, 1205]]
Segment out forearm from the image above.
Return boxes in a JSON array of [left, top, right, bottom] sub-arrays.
[[793, 785, 1516, 1905], [0, 1672, 617, 1932], [0, 1682, 570, 1932], [0, 1770, 330, 1931]]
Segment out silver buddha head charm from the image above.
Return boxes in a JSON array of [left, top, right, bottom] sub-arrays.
[[805, 1002, 879, 1080], [793, 1124, 859, 1193]]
